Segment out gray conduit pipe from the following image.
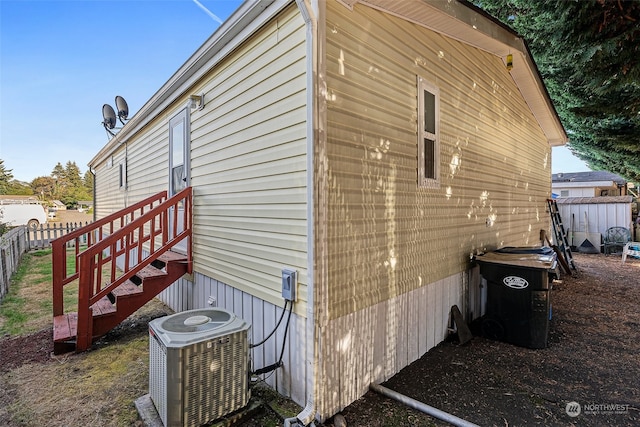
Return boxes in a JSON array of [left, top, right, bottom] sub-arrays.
[[283, 417, 299, 427], [370, 383, 480, 427]]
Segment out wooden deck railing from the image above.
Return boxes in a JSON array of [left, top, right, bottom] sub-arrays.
[[51, 188, 192, 341]]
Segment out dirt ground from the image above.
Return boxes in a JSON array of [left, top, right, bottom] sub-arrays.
[[337, 252, 640, 427], [1, 252, 639, 426]]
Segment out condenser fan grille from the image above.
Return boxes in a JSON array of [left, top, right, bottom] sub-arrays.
[[184, 330, 249, 425], [148, 308, 250, 427], [160, 308, 232, 333]]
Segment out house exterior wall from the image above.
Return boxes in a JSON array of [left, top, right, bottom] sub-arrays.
[[91, 3, 310, 408], [554, 187, 598, 198], [93, 144, 130, 219], [324, 2, 551, 320], [93, 3, 308, 312], [317, 2, 552, 417], [188, 4, 309, 311]]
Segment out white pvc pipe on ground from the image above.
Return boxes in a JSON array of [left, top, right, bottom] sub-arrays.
[[370, 383, 480, 427]]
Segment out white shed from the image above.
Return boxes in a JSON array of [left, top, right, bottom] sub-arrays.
[[555, 196, 634, 250]]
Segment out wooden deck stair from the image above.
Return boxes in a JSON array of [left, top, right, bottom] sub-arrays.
[[53, 251, 188, 354], [51, 188, 192, 354]]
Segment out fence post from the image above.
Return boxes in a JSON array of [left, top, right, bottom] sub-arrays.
[[0, 227, 31, 303]]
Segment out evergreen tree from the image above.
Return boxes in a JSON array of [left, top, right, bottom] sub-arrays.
[[0, 159, 14, 194], [51, 162, 67, 200], [475, 0, 640, 182]]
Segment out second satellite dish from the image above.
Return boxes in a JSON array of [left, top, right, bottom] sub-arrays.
[[115, 95, 129, 123]]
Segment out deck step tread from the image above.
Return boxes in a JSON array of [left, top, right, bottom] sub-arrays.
[[111, 281, 143, 297], [53, 312, 78, 342], [136, 264, 167, 280], [157, 251, 188, 263], [91, 296, 116, 316]]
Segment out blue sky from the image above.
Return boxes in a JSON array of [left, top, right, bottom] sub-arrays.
[[0, 0, 242, 182], [1, 0, 589, 183]]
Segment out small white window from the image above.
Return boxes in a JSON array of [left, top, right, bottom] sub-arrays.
[[417, 76, 440, 188], [119, 161, 127, 190], [560, 190, 569, 197]]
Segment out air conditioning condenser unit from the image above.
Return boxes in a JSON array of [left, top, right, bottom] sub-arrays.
[[149, 308, 250, 427]]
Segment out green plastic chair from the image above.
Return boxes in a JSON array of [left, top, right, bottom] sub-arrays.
[[603, 226, 631, 255]]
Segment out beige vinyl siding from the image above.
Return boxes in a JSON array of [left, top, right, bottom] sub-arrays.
[[93, 147, 128, 219], [189, 4, 308, 311], [325, 2, 551, 319], [93, 113, 171, 220], [123, 116, 170, 201]]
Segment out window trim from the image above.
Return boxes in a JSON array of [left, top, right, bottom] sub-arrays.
[[118, 160, 127, 191], [169, 108, 190, 197], [417, 76, 440, 188]]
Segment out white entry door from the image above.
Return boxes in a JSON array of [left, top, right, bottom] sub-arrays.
[[169, 108, 190, 253]]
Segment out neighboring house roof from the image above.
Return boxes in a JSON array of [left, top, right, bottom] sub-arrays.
[[0, 195, 39, 201], [555, 196, 633, 205], [552, 171, 627, 185], [90, 0, 567, 168]]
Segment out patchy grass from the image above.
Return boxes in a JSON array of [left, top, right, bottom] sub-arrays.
[[0, 250, 296, 427], [4, 335, 149, 427], [0, 249, 70, 335], [0, 248, 120, 335]]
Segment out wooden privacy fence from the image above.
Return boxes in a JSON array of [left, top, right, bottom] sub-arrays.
[[0, 226, 30, 302], [28, 221, 92, 250]]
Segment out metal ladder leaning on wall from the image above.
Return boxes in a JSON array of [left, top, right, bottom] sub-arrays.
[[547, 198, 576, 272]]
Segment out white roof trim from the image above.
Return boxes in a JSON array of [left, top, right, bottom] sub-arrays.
[[342, 0, 567, 146], [91, 0, 567, 166], [90, 0, 290, 165]]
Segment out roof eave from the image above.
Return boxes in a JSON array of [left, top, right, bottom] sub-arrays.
[[343, 0, 568, 146], [90, 0, 290, 166]]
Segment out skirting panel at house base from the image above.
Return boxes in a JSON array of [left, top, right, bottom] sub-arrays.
[[122, 249, 474, 422], [317, 272, 464, 419]]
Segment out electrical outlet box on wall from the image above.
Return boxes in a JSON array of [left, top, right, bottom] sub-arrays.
[[281, 268, 297, 302]]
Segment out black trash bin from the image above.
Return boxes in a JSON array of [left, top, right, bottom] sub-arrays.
[[475, 246, 557, 349]]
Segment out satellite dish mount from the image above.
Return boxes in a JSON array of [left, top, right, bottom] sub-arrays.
[[101, 95, 130, 140]]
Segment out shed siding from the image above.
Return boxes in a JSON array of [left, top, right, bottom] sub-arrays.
[[325, 2, 551, 320], [189, 5, 309, 311], [557, 201, 633, 242]]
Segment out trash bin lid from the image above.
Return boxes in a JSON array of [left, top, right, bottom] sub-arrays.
[[495, 246, 554, 256], [475, 247, 556, 270]]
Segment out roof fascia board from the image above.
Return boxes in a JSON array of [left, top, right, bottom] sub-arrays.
[[342, 0, 567, 146], [90, 0, 291, 166], [552, 181, 616, 188]]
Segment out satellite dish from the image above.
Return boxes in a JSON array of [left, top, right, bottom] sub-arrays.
[[102, 104, 117, 130], [115, 96, 129, 123]]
